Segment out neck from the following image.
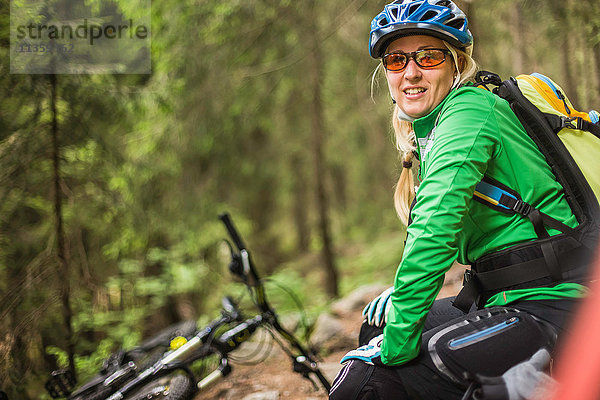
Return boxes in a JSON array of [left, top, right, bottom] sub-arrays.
[[396, 106, 416, 122]]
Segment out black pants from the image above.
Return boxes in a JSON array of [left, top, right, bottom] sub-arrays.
[[329, 297, 577, 400]]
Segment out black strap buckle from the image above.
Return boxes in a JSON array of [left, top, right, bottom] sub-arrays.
[[474, 71, 502, 92], [560, 116, 577, 130], [463, 269, 476, 285], [512, 199, 531, 216]]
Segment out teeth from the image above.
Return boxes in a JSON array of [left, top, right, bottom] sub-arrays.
[[405, 88, 425, 95]]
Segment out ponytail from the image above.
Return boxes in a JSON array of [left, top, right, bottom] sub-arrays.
[[392, 106, 418, 225]]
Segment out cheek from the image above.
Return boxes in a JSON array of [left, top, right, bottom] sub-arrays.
[[386, 74, 402, 97], [433, 71, 454, 97]]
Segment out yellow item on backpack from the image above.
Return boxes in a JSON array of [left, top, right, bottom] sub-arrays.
[[516, 73, 600, 203]]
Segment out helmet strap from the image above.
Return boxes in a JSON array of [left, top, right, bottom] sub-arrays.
[[444, 43, 463, 89]]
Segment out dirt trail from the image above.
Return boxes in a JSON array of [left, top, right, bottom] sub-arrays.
[[194, 264, 465, 400]]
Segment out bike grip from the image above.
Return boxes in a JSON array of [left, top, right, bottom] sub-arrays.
[[197, 358, 231, 390], [219, 213, 246, 250], [197, 369, 224, 390]]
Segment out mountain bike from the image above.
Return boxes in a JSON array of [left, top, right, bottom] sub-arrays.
[[45, 213, 331, 400]]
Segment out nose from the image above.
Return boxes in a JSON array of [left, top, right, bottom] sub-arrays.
[[403, 58, 421, 80]]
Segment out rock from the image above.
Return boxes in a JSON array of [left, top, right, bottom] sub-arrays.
[[224, 388, 240, 400], [330, 283, 389, 315], [318, 361, 344, 383], [242, 390, 280, 400], [310, 313, 355, 352], [310, 313, 344, 348]]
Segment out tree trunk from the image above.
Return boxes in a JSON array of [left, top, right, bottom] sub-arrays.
[[510, 2, 525, 73], [595, 44, 600, 106], [456, 1, 477, 60], [576, 0, 599, 108], [291, 154, 310, 252], [549, 0, 580, 107], [49, 74, 76, 378], [307, 3, 339, 298]]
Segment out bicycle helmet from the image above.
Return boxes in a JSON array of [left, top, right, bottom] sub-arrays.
[[369, 0, 473, 58]]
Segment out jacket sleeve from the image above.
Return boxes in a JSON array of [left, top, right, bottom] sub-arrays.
[[380, 90, 501, 365]]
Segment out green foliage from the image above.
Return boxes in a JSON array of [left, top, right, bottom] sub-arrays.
[[45, 346, 70, 369]]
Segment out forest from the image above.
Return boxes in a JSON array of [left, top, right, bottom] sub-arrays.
[[2, 0, 600, 398]]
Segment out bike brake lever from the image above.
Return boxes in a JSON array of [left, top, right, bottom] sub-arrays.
[[220, 304, 243, 324], [221, 296, 238, 316], [223, 239, 245, 279]]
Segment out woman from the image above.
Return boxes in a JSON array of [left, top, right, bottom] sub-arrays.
[[329, 1, 589, 399]]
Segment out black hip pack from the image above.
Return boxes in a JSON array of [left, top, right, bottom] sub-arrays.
[[425, 307, 556, 385]]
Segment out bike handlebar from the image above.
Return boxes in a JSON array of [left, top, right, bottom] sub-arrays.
[[217, 213, 331, 392], [219, 213, 246, 251]]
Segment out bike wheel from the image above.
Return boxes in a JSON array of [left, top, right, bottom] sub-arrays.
[[122, 372, 196, 400]]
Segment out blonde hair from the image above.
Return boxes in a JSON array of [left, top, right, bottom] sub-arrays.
[[391, 42, 478, 225]]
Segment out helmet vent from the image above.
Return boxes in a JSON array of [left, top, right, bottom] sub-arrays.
[[446, 17, 465, 30], [422, 10, 439, 21], [408, 3, 420, 15], [379, 17, 389, 26], [389, 7, 399, 19]]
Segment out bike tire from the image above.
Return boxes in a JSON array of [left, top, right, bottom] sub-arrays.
[[122, 372, 196, 400], [71, 347, 176, 400]]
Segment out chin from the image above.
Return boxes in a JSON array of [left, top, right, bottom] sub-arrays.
[[405, 109, 426, 119], [401, 103, 428, 119]]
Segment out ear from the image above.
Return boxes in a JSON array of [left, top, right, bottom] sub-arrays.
[[386, 72, 396, 103], [457, 55, 466, 72]]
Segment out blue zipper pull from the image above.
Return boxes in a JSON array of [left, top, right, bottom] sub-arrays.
[[556, 89, 571, 115], [531, 73, 572, 115]]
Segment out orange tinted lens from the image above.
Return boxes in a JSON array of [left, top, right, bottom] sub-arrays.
[[384, 53, 407, 71], [415, 50, 445, 67]]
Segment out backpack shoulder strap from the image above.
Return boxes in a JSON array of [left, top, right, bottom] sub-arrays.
[[474, 177, 578, 239]]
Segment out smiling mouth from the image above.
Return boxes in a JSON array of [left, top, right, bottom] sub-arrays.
[[404, 88, 426, 95]]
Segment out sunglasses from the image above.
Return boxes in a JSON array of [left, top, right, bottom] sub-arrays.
[[382, 48, 451, 72]]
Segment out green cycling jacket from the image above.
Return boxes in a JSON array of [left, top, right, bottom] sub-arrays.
[[380, 86, 585, 366]]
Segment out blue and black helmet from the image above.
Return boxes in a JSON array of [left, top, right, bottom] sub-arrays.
[[369, 0, 473, 58]]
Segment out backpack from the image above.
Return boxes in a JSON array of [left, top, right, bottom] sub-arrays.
[[453, 71, 600, 313], [515, 73, 600, 200]]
